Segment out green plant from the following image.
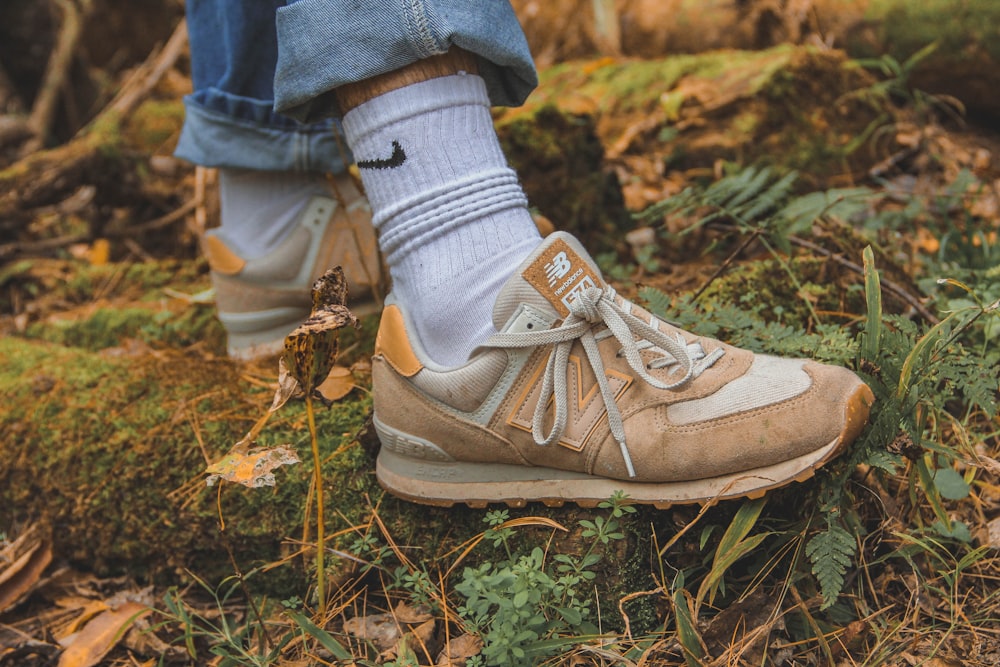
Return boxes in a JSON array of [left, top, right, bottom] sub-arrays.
[[157, 574, 292, 667], [637, 166, 999, 616], [851, 42, 964, 124], [454, 494, 635, 667]]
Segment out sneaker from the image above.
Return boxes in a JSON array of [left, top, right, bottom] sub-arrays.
[[371, 232, 873, 507], [202, 173, 383, 360]]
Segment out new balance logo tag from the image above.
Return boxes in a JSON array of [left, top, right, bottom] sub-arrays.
[[522, 237, 603, 317], [544, 251, 572, 287]]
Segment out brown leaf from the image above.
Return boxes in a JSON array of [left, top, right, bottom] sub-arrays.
[[316, 366, 356, 401], [393, 601, 434, 624], [282, 268, 359, 395], [343, 612, 402, 652], [57, 601, 150, 667], [987, 517, 1000, 550], [270, 357, 303, 412], [205, 444, 300, 488], [0, 534, 52, 614], [437, 633, 483, 665]]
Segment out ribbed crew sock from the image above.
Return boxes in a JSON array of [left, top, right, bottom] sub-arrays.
[[217, 168, 332, 259], [341, 73, 540, 367]]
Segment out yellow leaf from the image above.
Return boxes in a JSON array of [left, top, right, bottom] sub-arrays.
[[317, 366, 356, 401], [205, 444, 300, 488], [57, 601, 149, 667]]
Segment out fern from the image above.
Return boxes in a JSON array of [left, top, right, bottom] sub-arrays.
[[805, 520, 856, 610], [635, 165, 797, 232]]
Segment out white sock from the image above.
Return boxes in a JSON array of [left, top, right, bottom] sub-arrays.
[[342, 73, 540, 367], [217, 169, 331, 259]]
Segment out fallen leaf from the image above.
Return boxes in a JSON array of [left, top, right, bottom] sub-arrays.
[[316, 366, 356, 401], [343, 612, 402, 652], [57, 601, 150, 667], [0, 535, 52, 614], [437, 633, 483, 665], [987, 517, 1000, 550], [205, 444, 300, 488], [393, 601, 434, 624]]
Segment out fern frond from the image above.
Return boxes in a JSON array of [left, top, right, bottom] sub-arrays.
[[805, 521, 856, 609]]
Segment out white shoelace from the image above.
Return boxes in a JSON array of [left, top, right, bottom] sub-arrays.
[[489, 286, 724, 477]]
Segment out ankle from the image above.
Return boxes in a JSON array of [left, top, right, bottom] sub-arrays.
[[335, 48, 479, 113]]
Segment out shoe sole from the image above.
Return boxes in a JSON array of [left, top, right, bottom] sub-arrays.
[[374, 383, 874, 508]]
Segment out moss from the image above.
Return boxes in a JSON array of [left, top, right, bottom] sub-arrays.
[[497, 105, 631, 246], [861, 0, 1000, 63], [498, 46, 889, 187], [125, 99, 186, 152], [0, 336, 371, 592]]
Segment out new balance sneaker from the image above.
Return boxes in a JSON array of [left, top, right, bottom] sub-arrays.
[[371, 231, 873, 507], [203, 173, 383, 360]]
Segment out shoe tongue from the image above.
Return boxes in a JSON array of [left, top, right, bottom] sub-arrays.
[[493, 232, 606, 329]]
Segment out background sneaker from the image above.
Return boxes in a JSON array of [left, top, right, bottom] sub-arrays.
[[202, 173, 383, 360], [371, 232, 873, 508]]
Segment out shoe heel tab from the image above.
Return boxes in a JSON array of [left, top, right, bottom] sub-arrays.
[[375, 305, 423, 377], [202, 235, 246, 275]]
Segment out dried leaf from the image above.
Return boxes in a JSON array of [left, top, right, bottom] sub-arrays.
[[987, 517, 1000, 550], [0, 536, 52, 614], [437, 633, 483, 665], [57, 601, 149, 667], [393, 601, 434, 624], [205, 444, 300, 488], [343, 612, 402, 652], [316, 366, 356, 401], [282, 268, 359, 395], [270, 357, 303, 412]]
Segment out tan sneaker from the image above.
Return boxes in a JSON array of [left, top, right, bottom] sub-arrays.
[[371, 232, 873, 507], [202, 173, 384, 360]]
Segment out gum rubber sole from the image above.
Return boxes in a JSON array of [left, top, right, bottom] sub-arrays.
[[374, 383, 874, 508]]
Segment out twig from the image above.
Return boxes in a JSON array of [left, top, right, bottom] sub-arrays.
[[706, 222, 939, 324], [0, 201, 196, 260], [124, 199, 197, 235], [784, 233, 939, 324], [691, 228, 762, 302], [107, 17, 188, 117], [22, 0, 93, 155]]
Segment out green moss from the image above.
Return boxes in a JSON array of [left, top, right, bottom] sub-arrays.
[[25, 305, 223, 351], [126, 99, 186, 152], [862, 0, 1000, 63], [0, 336, 373, 592]]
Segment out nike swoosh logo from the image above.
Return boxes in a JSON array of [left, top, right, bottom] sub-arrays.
[[357, 140, 407, 170]]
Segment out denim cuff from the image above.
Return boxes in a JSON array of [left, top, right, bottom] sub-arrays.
[[175, 95, 353, 173], [273, 0, 538, 123]]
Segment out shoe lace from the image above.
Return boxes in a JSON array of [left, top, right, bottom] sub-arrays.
[[489, 285, 724, 478]]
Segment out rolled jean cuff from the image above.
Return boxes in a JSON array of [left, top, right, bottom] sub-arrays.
[[174, 95, 353, 173], [273, 0, 538, 123]]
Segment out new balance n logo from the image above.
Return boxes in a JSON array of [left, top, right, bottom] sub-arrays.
[[508, 354, 633, 451], [544, 251, 572, 287]]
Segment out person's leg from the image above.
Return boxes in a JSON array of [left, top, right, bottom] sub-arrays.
[[272, 0, 874, 505], [275, 0, 540, 367], [176, 0, 381, 359]]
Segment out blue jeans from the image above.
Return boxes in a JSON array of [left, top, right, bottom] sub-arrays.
[[175, 0, 537, 172]]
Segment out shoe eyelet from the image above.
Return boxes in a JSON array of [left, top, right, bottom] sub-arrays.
[[526, 323, 534, 330]]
